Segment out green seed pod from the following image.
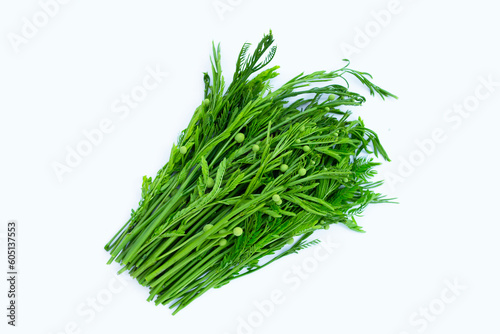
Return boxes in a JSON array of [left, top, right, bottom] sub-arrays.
[[298, 168, 307, 176], [300, 125, 305, 132], [276, 199, 283, 206], [235, 133, 245, 143], [206, 177, 215, 188], [272, 194, 281, 202], [233, 227, 243, 236], [324, 107, 330, 112], [252, 144, 260, 152], [343, 178, 348, 183], [280, 164, 288, 172], [324, 225, 330, 230], [218, 229, 227, 234], [203, 98, 210, 106], [328, 94, 336, 100], [179, 146, 188, 154], [303, 145, 311, 152], [219, 239, 227, 247], [203, 224, 213, 232], [286, 238, 294, 245], [296, 138, 301, 144]]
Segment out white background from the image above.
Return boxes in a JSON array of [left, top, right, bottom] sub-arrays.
[[1, 0, 499, 333]]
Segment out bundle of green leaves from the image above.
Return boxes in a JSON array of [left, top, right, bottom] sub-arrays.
[[105, 31, 396, 314]]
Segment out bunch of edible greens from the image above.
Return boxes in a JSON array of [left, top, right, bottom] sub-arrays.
[[105, 31, 396, 314]]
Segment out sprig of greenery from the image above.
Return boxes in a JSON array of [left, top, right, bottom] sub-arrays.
[[105, 30, 396, 314]]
